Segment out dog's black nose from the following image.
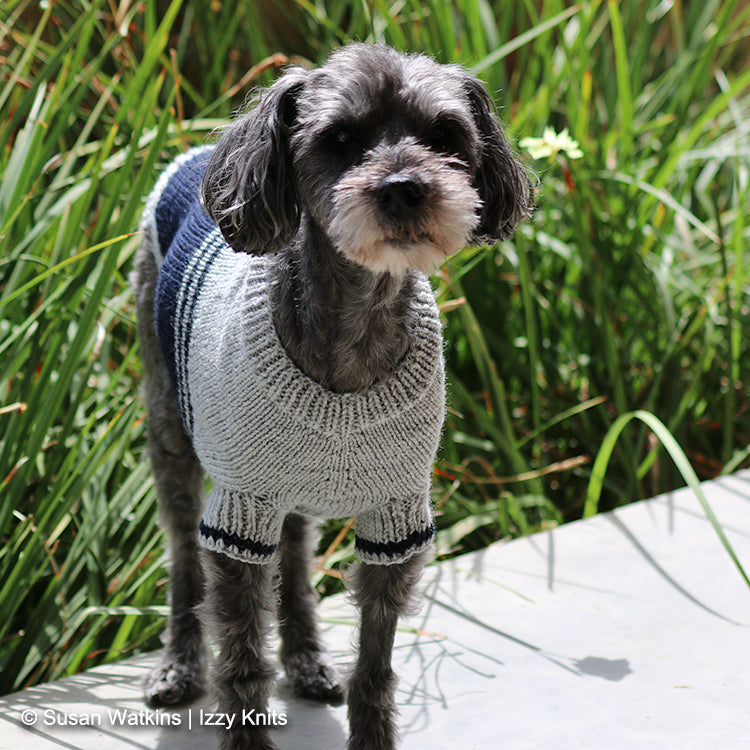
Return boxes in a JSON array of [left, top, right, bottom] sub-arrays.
[[376, 174, 426, 220]]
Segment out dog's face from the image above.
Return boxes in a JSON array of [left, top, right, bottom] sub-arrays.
[[201, 44, 532, 275], [292, 48, 487, 275]]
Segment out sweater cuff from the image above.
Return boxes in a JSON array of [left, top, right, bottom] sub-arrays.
[[354, 493, 435, 565], [198, 487, 284, 564]]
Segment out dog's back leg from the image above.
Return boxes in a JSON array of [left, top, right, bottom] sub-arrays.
[[134, 242, 207, 706], [277, 513, 343, 703]]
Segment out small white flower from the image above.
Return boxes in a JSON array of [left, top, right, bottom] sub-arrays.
[[520, 127, 583, 161]]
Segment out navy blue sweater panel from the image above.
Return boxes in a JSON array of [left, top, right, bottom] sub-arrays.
[[153, 148, 218, 435]]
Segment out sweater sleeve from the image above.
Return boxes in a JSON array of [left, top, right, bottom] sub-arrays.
[[198, 487, 285, 564], [354, 489, 435, 565]]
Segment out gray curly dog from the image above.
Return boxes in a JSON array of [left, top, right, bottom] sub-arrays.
[[133, 43, 532, 750]]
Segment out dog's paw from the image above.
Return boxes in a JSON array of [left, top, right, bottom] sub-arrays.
[[145, 658, 205, 707], [347, 731, 396, 750], [218, 727, 278, 750], [283, 650, 344, 704]]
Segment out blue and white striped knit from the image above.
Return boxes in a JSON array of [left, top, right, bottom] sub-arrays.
[[140, 147, 445, 566]]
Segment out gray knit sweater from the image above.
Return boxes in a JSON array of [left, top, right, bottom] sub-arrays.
[[142, 147, 445, 565]]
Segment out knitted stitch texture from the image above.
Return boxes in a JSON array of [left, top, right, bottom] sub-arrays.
[[141, 147, 446, 566]]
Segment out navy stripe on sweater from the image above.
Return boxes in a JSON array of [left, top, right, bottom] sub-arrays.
[[199, 521, 278, 560], [354, 522, 435, 560]]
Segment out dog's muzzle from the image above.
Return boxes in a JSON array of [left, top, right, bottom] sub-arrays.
[[328, 141, 481, 275]]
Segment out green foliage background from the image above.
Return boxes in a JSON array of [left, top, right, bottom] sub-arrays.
[[1, 0, 748, 693]]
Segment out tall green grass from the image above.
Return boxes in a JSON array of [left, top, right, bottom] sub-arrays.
[[1, 0, 748, 693], [0, 0, 221, 693]]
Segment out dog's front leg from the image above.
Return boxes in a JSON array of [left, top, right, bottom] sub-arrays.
[[202, 550, 278, 750], [347, 549, 430, 750]]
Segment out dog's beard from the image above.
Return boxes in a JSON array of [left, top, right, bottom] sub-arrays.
[[328, 157, 481, 275]]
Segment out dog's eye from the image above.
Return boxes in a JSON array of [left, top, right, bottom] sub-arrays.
[[431, 122, 448, 142], [323, 125, 357, 150], [428, 118, 463, 155]]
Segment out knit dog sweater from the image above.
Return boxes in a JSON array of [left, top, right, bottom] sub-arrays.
[[140, 147, 445, 566]]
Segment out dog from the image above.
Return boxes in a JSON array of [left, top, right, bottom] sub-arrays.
[[133, 43, 532, 750]]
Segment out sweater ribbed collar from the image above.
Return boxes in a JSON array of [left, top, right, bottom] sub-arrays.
[[238, 257, 444, 435]]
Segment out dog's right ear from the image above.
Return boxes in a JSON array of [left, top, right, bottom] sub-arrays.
[[200, 69, 307, 254]]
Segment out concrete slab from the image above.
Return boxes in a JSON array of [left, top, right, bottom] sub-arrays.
[[1, 471, 749, 749]]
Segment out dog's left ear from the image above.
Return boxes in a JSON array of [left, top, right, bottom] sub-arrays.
[[463, 76, 535, 243], [201, 69, 307, 254]]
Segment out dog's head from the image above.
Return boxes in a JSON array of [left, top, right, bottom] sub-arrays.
[[201, 44, 533, 275]]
